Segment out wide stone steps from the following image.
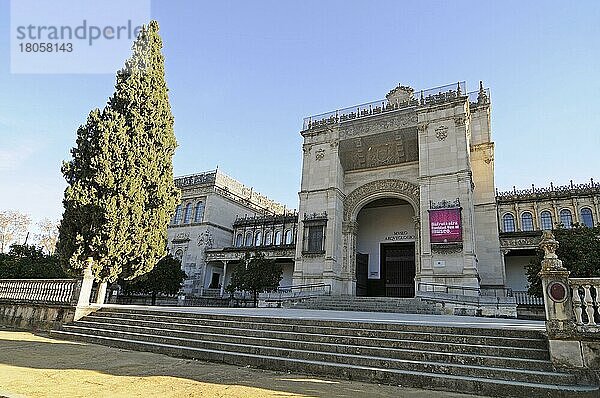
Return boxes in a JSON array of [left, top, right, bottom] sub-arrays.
[[50, 308, 599, 397]]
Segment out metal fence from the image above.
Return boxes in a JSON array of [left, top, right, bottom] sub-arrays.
[[302, 81, 467, 130], [511, 290, 544, 306]]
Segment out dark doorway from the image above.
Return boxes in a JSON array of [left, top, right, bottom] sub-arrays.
[[356, 252, 368, 296], [381, 242, 415, 297]]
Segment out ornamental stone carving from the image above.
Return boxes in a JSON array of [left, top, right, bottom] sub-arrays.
[[197, 229, 213, 248], [417, 123, 429, 133], [434, 125, 448, 141], [315, 149, 326, 161], [338, 129, 418, 171], [454, 116, 466, 126], [386, 84, 414, 104], [343, 179, 420, 222], [339, 112, 418, 139]]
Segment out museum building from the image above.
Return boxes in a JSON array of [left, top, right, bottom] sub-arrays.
[[167, 81, 599, 299]]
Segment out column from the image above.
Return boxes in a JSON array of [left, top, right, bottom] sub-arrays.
[[220, 260, 228, 297]]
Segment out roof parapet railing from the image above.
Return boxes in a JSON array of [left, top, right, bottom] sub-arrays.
[[302, 81, 468, 131]]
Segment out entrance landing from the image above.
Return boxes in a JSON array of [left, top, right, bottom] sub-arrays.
[[97, 304, 544, 331]]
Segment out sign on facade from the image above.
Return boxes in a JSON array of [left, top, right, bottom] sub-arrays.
[[429, 208, 462, 243]]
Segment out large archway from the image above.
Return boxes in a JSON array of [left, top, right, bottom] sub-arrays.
[[355, 198, 416, 297], [342, 179, 421, 297]]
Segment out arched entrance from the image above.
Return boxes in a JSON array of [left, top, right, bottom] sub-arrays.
[[342, 179, 421, 297], [355, 198, 416, 297]]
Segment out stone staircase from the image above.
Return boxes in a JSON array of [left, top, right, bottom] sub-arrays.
[[50, 307, 599, 397], [285, 296, 444, 314]]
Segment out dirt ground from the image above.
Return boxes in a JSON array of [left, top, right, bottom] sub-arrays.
[[0, 326, 481, 398]]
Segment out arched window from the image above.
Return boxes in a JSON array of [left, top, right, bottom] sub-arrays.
[[274, 231, 282, 245], [194, 202, 205, 223], [540, 211, 553, 230], [560, 209, 573, 229], [521, 212, 534, 231], [173, 205, 182, 224], [245, 232, 253, 246], [264, 231, 272, 246], [581, 208, 594, 228], [254, 232, 262, 246], [284, 229, 292, 244], [502, 213, 515, 232], [235, 233, 243, 247], [183, 203, 192, 224]]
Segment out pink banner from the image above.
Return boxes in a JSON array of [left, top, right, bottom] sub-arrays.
[[429, 208, 462, 243]]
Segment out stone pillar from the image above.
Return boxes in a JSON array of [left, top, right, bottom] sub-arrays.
[[538, 231, 582, 368], [220, 260, 228, 297], [539, 231, 574, 337], [74, 257, 95, 320], [95, 282, 108, 305]]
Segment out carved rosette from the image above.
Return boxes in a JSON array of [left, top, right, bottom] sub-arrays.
[[434, 125, 448, 141], [315, 149, 325, 161]]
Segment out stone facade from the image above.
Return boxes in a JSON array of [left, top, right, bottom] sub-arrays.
[[294, 82, 504, 297], [497, 179, 600, 293], [167, 169, 288, 296], [169, 82, 598, 301]]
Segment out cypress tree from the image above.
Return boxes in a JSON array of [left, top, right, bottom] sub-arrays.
[[57, 21, 179, 282]]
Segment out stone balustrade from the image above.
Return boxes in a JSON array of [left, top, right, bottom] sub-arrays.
[[0, 279, 81, 305], [569, 278, 600, 329]]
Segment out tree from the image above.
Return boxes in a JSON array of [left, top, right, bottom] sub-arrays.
[[56, 20, 179, 284], [226, 252, 283, 307], [121, 254, 186, 305], [0, 211, 31, 253], [35, 218, 59, 254], [526, 224, 600, 297], [0, 244, 68, 279]]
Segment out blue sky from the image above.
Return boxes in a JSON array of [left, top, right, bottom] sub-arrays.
[[1, 0, 599, 224]]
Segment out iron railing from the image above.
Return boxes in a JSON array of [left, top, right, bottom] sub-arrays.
[[511, 290, 544, 306], [302, 81, 467, 130], [261, 283, 332, 301]]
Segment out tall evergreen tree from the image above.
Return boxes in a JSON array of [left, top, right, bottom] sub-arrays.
[[57, 21, 179, 283]]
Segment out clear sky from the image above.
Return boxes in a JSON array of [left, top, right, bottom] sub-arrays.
[[1, 0, 599, 225]]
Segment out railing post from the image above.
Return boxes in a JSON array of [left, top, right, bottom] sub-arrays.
[[538, 231, 583, 368], [539, 231, 575, 338], [74, 257, 95, 320]]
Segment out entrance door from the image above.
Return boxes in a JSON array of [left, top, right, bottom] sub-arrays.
[[356, 253, 368, 296], [381, 242, 415, 297]]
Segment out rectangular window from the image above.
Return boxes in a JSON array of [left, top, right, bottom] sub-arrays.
[[305, 225, 325, 253]]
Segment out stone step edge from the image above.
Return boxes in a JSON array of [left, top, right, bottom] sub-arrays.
[[97, 308, 542, 335], [82, 316, 548, 352], [91, 312, 545, 342], [68, 322, 552, 368], [63, 324, 564, 379], [51, 330, 599, 395]]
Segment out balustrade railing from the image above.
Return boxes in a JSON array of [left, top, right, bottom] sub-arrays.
[[569, 278, 600, 328], [0, 279, 81, 305], [302, 81, 467, 130]]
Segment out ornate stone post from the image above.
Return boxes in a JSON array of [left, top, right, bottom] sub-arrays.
[[539, 231, 574, 338], [539, 231, 584, 368]]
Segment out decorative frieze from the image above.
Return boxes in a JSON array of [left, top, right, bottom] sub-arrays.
[[338, 129, 418, 171], [339, 113, 418, 139], [430, 198, 460, 209]]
